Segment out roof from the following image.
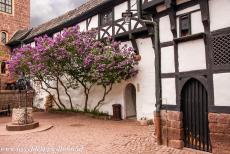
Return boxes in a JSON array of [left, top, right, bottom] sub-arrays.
[[7, 28, 32, 45], [8, 0, 110, 45], [8, 0, 162, 46]]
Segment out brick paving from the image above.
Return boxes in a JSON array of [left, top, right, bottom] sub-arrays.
[[0, 112, 209, 154]]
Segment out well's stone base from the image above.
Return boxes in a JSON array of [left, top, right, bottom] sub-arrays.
[[160, 110, 184, 149], [12, 108, 34, 125], [6, 122, 39, 131], [209, 113, 230, 154]]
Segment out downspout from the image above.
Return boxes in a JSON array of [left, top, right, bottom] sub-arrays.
[[137, 19, 162, 145], [137, 0, 162, 145]]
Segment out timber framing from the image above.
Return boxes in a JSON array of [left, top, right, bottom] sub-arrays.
[[7, 0, 230, 114], [143, 0, 230, 114]]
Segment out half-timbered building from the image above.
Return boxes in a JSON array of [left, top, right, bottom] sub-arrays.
[[7, 0, 230, 153]]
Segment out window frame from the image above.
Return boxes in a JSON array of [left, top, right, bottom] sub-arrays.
[[0, 0, 12, 14], [179, 14, 191, 37], [100, 8, 113, 26]]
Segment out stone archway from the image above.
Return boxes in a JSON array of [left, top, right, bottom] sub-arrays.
[[125, 84, 136, 119]]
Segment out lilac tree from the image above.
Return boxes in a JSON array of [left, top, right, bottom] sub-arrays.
[[92, 39, 138, 111], [9, 25, 138, 112]]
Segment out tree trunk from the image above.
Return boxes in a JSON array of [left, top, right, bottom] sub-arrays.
[[41, 86, 62, 110], [58, 77, 74, 110], [84, 87, 89, 112], [94, 84, 113, 111], [55, 79, 66, 109]]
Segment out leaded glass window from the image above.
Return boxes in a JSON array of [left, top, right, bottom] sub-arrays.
[[0, 0, 12, 14]]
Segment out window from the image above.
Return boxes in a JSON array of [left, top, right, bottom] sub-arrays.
[[100, 10, 113, 25], [212, 32, 230, 66], [1, 32, 7, 44], [1, 61, 6, 74], [179, 14, 191, 37], [0, 0, 12, 14]]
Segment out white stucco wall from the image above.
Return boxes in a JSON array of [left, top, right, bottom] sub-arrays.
[[114, 2, 128, 20], [33, 38, 156, 120], [135, 37, 156, 119], [176, 0, 191, 5], [162, 78, 176, 105], [178, 39, 206, 72], [159, 15, 173, 43], [78, 20, 86, 32], [88, 15, 98, 30], [130, 0, 137, 10], [213, 73, 230, 106], [176, 4, 200, 16], [209, 0, 230, 31], [161, 46, 175, 73], [191, 11, 204, 34], [131, 20, 142, 30], [156, 4, 167, 13]]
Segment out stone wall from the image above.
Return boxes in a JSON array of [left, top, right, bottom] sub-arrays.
[[0, 0, 30, 39], [0, 0, 30, 89], [209, 113, 230, 154], [160, 110, 184, 149]]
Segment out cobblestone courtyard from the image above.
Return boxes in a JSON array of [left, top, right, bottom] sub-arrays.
[[0, 112, 208, 154]]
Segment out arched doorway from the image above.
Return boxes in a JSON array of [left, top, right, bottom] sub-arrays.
[[125, 84, 136, 119], [181, 78, 211, 152], [1, 62, 6, 74]]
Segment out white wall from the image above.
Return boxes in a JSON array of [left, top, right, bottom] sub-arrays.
[[178, 39, 206, 72], [130, 0, 137, 10], [88, 15, 98, 30], [114, 2, 128, 20], [161, 46, 175, 73], [135, 37, 156, 119], [161, 78, 176, 105], [78, 20, 86, 32], [176, 0, 191, 5], [176, 4, 200, 16], [214, 73, 230, 106], [209, 0, 230, 31], [33, 38, 156, 120], [156, 4, 167, 13], [191, 11, 204, 34], [159, 15, 173, 43]]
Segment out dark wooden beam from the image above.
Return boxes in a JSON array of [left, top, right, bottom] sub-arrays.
[[165, 0, 177, 37], [199, 0, 210, 26]]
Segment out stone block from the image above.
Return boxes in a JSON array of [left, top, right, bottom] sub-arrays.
[[208, 113, 218, 123], [162, 127, 183, 140], [210, 133, 230, 148], [217, 113, 230, 124], [167, 120, 183, 129], [168, 140, 184, 149]]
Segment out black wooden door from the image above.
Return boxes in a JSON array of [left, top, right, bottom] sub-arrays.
[[181, 79, 211, 152]]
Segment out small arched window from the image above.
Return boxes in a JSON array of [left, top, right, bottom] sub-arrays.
[[1, 32, 7, 44], [1, 62, 6, 74]]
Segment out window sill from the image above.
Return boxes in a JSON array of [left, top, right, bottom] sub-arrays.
[[174, 33, 205, 43]]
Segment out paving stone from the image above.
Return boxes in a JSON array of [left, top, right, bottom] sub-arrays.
[[0, 112, 208, 154]]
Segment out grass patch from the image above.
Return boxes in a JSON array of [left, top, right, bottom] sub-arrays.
[[50, 108, 109, 117]]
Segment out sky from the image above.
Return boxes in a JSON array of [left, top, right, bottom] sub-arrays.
[[31, 0, 86, 27]]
